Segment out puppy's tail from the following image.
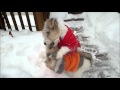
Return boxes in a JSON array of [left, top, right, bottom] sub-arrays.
[[78, 50, 94, 65]]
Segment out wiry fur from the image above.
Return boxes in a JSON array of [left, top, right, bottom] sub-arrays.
[[45, 44, 59, 70], [42, 18, 94, 77]]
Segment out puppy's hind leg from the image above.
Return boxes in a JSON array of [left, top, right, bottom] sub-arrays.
[[77, 47, 96, 65]]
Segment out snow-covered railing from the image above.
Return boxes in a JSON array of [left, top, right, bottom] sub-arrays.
[[0, 12, 49, 31]]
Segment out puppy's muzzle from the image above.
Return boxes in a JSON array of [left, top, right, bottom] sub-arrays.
[[49, 42, 54, 49], [44, 42, 46, 45]]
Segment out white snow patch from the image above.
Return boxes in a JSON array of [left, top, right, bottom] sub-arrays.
[[0, 30, 69, 78]]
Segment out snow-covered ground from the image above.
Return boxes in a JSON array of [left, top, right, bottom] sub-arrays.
[[74, 12, 120, 78], [0, 30, 69, 78], [0, 12, 120, 78]]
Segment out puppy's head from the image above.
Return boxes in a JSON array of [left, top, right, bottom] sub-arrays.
[[43, 18, 60, 41]]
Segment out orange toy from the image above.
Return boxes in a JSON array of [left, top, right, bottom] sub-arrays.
[[63, 51, 80, 72]]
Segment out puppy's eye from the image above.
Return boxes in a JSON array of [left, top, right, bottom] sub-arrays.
[[47, 31, 50, 34], [51, 27, 54, 30]]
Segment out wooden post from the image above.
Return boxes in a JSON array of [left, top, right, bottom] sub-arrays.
[[43, 12, 49, 21], [0, 12, 6, 30], [2, 12, 12, 30], [33, 12, 44, 31]]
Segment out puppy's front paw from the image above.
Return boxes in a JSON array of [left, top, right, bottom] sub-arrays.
[[45, 59, 56, 70], [54, 66, 59, 73], [54, 59, 61, 72], [56, 52, 64, 59]]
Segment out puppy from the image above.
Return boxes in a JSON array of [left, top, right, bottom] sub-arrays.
[[43, 18, 94, 77]]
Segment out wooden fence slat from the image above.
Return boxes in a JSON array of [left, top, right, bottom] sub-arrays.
[[0, 12, 6, 30], [2, 12, 12, 30], [33, 12, 44, 31], [64, 18, 84, 22], [68, 12, 83, 14], [25, 12, 32, 31], [18, 12, 25, 29], [10, 12, 19, 31]]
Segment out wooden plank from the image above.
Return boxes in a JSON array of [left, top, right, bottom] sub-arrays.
[[68, 12, 83, 14], [2, 12, 12, 30], [25, 12, 32, 31], [10, 12, 18, 31], [33, 12, 44, 31], [43, 12, 49, 21], [18, 12, 25, 29], [64, 18, 84, 22], [0, 12, 6, 30]]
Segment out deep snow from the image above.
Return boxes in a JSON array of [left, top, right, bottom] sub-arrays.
[[0, 12, 120, 78]]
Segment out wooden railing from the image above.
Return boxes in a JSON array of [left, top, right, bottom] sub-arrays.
[[0, 12, 49, 31]]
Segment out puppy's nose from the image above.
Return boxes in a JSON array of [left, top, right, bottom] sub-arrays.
[[49, 42, 54, 49], [44, 42, 46, 45], [47, 53, 50, 57]]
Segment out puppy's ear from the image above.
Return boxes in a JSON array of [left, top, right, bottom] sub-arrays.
[[53, 19, 58, 29], [46, 19, 54, 29], [46, 18, 58, 30]]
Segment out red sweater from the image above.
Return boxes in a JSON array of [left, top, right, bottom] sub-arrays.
[[58, 25, 81, 51]]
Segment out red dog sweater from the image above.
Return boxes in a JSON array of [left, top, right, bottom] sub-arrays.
[[58, 25, 81, 72], [58, 25, 81, 51]]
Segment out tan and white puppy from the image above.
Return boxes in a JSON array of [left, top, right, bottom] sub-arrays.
[[42, 18, 94, 77]]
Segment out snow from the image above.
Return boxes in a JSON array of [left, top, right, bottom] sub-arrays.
[[50, 12, 83, 20], [0, 12, 120, 78], [0, 30, 69, 78], [50, 12, 68, 19], [82, 12, 120, 74], [73, 12, 120, 78]]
